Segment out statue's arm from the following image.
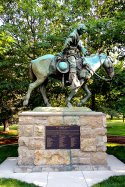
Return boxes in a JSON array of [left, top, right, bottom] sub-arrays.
[[77, 41, 88, 56]]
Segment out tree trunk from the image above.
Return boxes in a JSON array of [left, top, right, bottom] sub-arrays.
[[123, 114, 125, 123], [3, 119, 9, 132], [110, 114, 113, 120]]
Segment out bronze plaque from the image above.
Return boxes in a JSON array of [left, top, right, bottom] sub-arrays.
[[45, 126, 80, 149]]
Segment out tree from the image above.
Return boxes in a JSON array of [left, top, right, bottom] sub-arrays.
[[85, 0, 125, 113], [0, 100, 12, 131], [0, 0, 91, 110], [0, 0, 124, 113]]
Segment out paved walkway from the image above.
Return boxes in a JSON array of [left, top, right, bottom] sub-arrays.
[[0, 155, 125, 187]]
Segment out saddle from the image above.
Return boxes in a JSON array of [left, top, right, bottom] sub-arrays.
[[55, 52, 87, 74], [55, 53, 69, 74]]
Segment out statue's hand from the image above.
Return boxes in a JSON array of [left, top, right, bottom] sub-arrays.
[[84, 50, 90, 56]]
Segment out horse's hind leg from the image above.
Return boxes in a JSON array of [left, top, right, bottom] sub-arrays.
[[78, 84, 91, 106], [23, 79, 45, 106], [40, 84, 51, 107]]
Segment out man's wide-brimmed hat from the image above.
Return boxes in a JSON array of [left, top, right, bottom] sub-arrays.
[[56, 61, 69, 73]]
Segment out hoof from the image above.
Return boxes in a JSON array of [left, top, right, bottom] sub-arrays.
[[67, 102, 73, 108], [77, 102, 82, 107], [47, 103, 51, 107]]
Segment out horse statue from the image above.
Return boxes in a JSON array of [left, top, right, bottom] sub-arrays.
[[23, 52, 114, 107]]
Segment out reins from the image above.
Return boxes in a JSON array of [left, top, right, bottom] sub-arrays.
[[86, 55, 112, 81], [93, 71, 112, 81], [86, 66, 112, 81]]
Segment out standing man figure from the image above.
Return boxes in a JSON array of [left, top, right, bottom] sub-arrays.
[[63, 24, 88, 89]]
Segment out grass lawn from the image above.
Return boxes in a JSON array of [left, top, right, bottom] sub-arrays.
[[0, 144, 18, 164], [0, 124, 18, 139], [107, 120, 125, 136], [0, 178, 39, 187], [92, 175, 125, 187], [106, 119, 125, 163]]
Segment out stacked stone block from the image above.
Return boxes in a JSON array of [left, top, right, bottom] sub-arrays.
[[17, 108, 107, 172]]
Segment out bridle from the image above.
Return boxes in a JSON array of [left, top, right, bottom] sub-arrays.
[[85, 55, 113, 81]]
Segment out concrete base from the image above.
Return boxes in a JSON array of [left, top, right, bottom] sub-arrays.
[[0, 155, 125, 187], [17, 107, 107, 172], [15, 164, 110, 173]]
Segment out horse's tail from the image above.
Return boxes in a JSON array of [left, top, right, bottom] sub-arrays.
[[29, 63, 36, 80]]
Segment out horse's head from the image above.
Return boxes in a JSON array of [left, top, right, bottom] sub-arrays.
[[103, 56, 114, 79]]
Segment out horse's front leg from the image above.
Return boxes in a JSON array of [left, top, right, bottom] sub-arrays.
[[78, 84, 91, 106], [66, 79, 84, 107], [40, 84, 51, 107], [66, 88, 79, 107]]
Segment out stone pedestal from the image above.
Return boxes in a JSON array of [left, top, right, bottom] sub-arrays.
[[16, 107, 108, 172]]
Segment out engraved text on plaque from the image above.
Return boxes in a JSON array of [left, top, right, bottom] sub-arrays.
[[45, 126, 80, 149]]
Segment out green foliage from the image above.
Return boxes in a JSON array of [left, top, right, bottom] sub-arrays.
[[0, 104, 12, 122], [92, 175, 125, 187], [88, 61, 125, 112], [0, 178, 38, 187], [86, 17, 124, 50], [107, 145, 125, 164], [0, 32, 14, 56], [93, 0, 125, 19], [102, 62, 125, 115], [112, 64, 125, 115], [0, 144, 18, 164]]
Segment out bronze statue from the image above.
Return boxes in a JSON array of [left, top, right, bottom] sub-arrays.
[[63, 24, 88, 89], [23, 24, 115, 107], [23, 53, 114, 107]]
